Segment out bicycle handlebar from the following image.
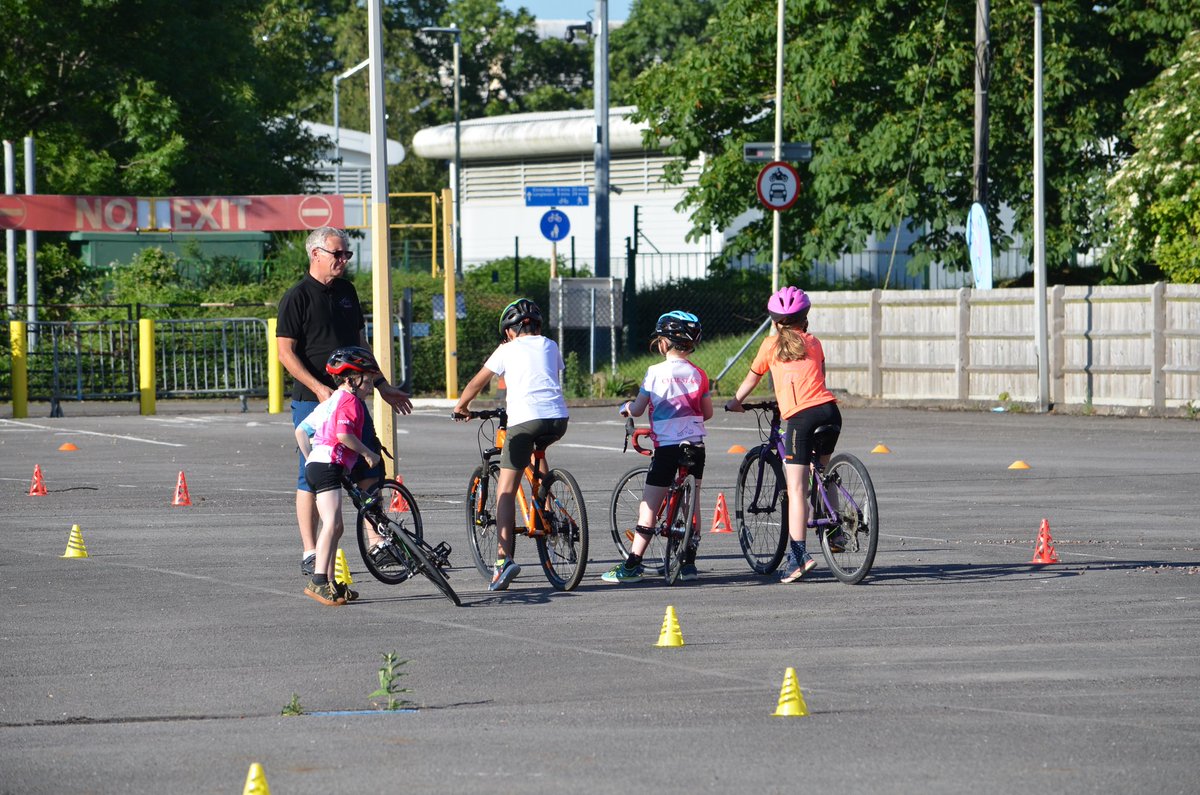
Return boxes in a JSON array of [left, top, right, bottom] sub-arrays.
[[735, 400, 779, 412], [621, 415, 653, 457], [451, 407, 507, 422]]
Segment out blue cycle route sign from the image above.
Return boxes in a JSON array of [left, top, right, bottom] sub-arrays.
[[525, 186, 589, 207], [540, 209, 570, 242]]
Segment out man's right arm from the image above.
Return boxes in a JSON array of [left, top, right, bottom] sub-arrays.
[[278, 336, 333, 403]]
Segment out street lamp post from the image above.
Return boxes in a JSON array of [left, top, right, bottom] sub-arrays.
[[421, 26, 462, 277], [1032, 0, 1050, 411], [332, 58, 370, 193]]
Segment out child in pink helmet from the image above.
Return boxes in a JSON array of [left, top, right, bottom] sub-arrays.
[[725, 287, 842, 583]]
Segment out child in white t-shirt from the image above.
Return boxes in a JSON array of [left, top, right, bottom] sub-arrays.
[[453, 299, 569, 591], [603, 311, 713, 584]]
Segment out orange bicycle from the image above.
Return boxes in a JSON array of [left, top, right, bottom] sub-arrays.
[[457, 408, 589, 591]]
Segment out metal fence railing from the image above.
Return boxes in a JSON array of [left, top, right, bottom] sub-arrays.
[[18, 321, 140, 412], [154, 319, 270, 399], [3, 318, 271, 411]]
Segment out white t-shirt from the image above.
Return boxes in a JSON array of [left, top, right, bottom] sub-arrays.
[[484, 335, 568, 427]]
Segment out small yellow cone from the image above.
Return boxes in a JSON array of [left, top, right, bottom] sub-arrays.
[[58, 442, 78, 451], [655, 605, 685, 647], [871, 443, 891, 454], [334, 548, 354, 585], [61, 524, 89, 558], [727, 444, 747, 454], [242, 762, 271, 795], [1008, 460, 1031, 470], [773, 667, 808, 717]]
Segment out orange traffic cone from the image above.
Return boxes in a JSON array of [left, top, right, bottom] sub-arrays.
[[28, 465, 48, 496], [388, 476, 410, 513], [1030, 518, 1059, 564], [173, 471, 192, 506], [709, 492, 732, 534]]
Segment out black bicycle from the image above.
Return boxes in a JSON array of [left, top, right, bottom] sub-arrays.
[[343, 475, 462, 606]]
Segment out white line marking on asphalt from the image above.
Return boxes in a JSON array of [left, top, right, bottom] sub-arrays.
[[0, 419, 185, 447]]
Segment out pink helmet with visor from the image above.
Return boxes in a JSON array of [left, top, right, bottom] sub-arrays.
[[767, 286, 811, 324]]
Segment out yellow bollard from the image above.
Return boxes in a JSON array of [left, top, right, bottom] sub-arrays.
[[138, 318, 156, 415], [10, 321, 28, 419], [266, 318, 283, 414]]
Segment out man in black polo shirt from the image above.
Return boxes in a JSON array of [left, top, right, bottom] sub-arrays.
[[277, 226, 412, 576]]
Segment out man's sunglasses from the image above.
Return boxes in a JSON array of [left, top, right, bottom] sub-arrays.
[[316, 246, 353, 261]]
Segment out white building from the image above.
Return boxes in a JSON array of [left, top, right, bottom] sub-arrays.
[[412, 107, 718, 284]]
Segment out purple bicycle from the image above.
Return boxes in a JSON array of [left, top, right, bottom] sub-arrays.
[[733, 400, 879, 584]]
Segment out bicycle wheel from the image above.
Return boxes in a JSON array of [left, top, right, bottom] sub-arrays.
[[818, 453, 880, 584], [536, 468, 589, 591], [608, 464, 665, 574], [663, 474, 697, 585], [391, 528, 462, 606], [465, 463, 500, 580], [734, 446, 788, 574], [356, 479, 422, 585]]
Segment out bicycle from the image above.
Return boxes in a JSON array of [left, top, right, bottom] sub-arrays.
[[456, 408, 589, 591], [732, 400, 879, 584], [342, 474, 462, 606], [608, 417, 701, 584]]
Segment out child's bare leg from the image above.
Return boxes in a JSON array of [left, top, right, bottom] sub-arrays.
[[783, 462, 810, 544], [313, 490, 343, 578], [495, 467, 522, 560], [630, 483, 669, 558]]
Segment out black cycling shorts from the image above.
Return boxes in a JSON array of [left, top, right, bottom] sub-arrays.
[[646, 443, 706, 487]]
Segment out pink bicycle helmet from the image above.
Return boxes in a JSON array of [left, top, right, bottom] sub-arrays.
[[767, 286, 811, 324]]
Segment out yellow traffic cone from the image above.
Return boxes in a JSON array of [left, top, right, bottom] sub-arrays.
[[61, 524, 89, 559], [242, 762, 271, 795], [772, 667, 809, 717], [334, 548, 354, 585], [871, 443, 891, 453], [1008, 460, 1031, 470], [655, 605, 685, 647]]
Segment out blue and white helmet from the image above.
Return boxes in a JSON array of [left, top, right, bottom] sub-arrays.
[[653, 310, 702, 345]]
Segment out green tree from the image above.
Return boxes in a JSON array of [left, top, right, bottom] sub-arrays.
[[1105, 31, 1200, 283], [610, 0, 721, 104], [629, 0, 1200, 282], [0, 0, 322, 196]]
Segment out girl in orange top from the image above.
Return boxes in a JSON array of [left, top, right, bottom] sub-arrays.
[[725, 286, 842, 583]]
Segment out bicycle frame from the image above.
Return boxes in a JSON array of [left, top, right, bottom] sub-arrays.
[[471, 416, 553, 536], [742, 402, 863, 537], [625, 419, 695, 533]]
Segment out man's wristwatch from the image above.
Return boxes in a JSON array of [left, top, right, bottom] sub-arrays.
[[373, 376, 386, 388]]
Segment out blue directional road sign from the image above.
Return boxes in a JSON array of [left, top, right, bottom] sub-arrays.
[[540, 209, 570, 242], [524, 186, 589, 207]]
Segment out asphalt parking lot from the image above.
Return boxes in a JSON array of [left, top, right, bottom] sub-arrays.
[[1, 402, 1197, 794]]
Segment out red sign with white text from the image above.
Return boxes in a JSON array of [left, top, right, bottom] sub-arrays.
[[0, 194, 345, 232]]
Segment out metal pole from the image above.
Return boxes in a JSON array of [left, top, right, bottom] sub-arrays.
[[332, 59, 370, 195], [771, 0, 785, 292], [609, 277, 617, 375], [594, 0, 610, 277], [973, 0, 991, 205], [366, 0, 397, 471], [4, 140, 15, 317], [453, 32, 462, 277], [24, 136, 36, 342], [1033, 0, 1050, 411], [589, 287, 596, 375]]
